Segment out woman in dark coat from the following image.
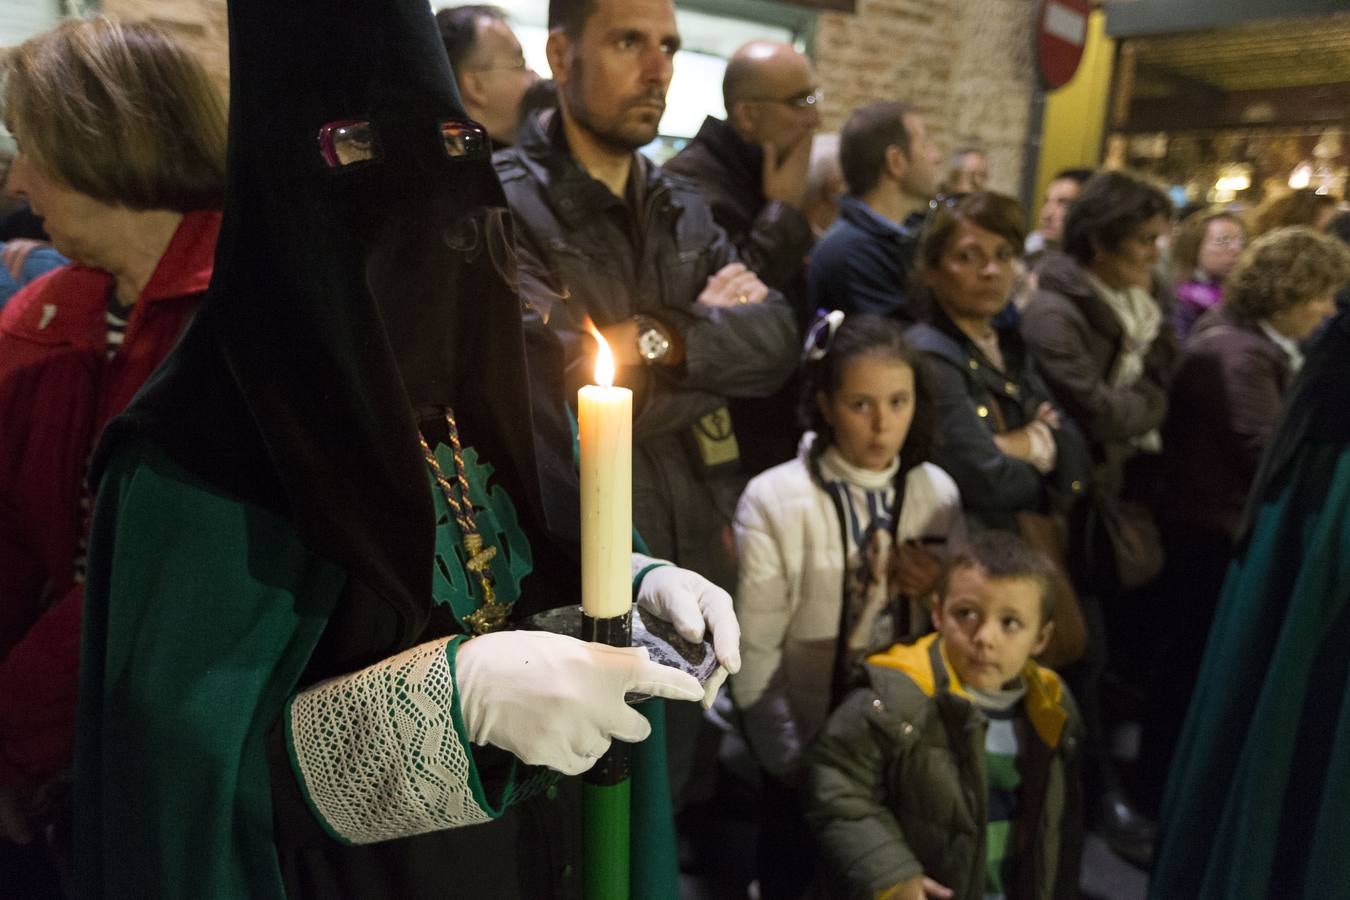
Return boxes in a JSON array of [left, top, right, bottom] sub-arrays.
[[1022, 172, 1176, 520], [1020, 171, 1177, 854], [1170, 208, 1246, 340]]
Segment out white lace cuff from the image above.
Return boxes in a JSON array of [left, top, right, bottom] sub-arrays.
[[284, 636, 508, 845]]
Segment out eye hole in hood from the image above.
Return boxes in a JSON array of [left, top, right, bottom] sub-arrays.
[[440, 119, 489, 161], [318, 119, 381, 168]]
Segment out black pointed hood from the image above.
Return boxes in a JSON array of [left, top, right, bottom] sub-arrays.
[[97, 0, 581, 646]]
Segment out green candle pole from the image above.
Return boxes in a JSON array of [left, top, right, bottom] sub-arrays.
[[583, 610, 632, 900], [584, 774, 630, 899]]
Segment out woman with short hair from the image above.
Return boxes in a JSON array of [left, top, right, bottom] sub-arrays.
[[1020, 170, 1177, 855], [1162, 225, 1349, 563], [0, 16, 225, 858], [1023, 171, 1177, 554], [907, 193, 1090, 532]]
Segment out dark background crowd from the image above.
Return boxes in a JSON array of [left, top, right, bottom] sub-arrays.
[[2, 3, 1349, 899]]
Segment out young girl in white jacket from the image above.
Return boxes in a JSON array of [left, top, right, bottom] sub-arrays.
[[731, 312, 965, 899]]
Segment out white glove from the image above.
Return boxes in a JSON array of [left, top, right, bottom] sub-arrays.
[[455, 630, 703, 776], [635, 562, 743, 708]]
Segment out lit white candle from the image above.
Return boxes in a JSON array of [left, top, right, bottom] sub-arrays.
[[579, 320, 633, 619]]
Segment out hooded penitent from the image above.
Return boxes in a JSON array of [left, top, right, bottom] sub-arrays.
[[76, 1, 596, 896], [94, 0, 581, 646]]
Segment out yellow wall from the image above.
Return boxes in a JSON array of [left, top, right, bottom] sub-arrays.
[[1033, 9, 1115, 211]]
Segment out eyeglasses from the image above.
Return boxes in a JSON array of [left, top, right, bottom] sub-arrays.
[[743, 89, 822, 111], [1204, 234, 1245, 249], [922, 191, 969, 230], [928, 192, 969, 213]]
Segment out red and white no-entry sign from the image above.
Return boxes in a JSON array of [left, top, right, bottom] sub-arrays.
[[1038, 0, 1091, 89]]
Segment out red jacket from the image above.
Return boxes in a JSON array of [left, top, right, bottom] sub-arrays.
[[0, 210, 219, 788]]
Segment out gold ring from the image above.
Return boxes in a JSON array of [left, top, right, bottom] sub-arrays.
[[736, 293, 749, 304]]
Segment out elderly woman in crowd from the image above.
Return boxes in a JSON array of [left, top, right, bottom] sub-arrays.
[[1021, 170, 1177, 856], [1139, 226, 1350, 804], [0, 16, 224, 870], [1022, 171, 1177, 588], [1170, 208, 1246, 340], [905, 192, 1091, 667]]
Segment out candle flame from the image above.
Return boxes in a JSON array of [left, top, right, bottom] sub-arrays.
[[584, 317, 615, 387]]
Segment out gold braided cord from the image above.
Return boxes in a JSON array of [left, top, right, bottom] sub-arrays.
[[418, 409, 509, 633]]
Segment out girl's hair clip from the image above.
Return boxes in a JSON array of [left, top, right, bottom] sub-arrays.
[[802, 309, 845, 362]]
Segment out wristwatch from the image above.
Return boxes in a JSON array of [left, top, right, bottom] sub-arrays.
[[633, 315, 672, 365]]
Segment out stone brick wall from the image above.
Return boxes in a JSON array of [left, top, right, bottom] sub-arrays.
[[814, 0, 1040, 195]]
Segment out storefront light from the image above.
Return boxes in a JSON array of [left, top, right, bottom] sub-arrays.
[[1211, 164, 1252, 203], [1288, 162, 1313, 190]]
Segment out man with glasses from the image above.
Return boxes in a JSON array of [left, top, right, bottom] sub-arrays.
[[665, 40, 820, 472], [665, 41, 819, 320], [808, 100, 943, 322], [437, 5, 538, 148]]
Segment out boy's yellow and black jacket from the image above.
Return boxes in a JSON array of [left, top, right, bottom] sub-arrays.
[[804, 633, 1084, 900]]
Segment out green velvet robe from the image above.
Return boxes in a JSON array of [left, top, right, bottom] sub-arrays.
[[1150, 439, 1350, 898], [76, 439, 679, 899]]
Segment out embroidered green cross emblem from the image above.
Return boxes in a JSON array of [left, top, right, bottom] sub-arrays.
[[428, 445, 533, 630]]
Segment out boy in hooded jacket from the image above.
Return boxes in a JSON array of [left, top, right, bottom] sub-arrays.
[[806, 531, 1084, 900]]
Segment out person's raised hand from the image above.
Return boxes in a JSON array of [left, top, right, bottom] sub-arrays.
[[761, 136, 812, 209], [1034, 401, 1062, 431], [890, 541, 944, 599], [697, 262, 769, 309]]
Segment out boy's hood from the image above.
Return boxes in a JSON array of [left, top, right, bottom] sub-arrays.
[[868, 632, 1069, 748]]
